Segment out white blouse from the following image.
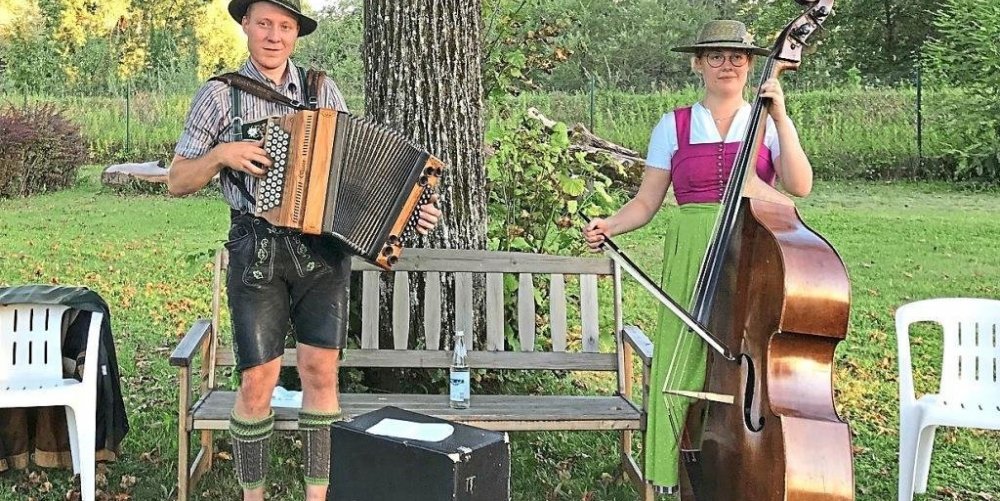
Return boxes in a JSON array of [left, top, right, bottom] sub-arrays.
[[645, 102, 794, 170]]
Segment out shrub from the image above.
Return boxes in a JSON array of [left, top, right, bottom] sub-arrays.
[[0, 104, 89, 198]]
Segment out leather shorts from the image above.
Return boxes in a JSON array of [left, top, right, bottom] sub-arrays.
[[225, 213, 351, 371]]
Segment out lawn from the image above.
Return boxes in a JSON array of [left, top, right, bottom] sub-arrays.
[[1, 170, 998, 500]]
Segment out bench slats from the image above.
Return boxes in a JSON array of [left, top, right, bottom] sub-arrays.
[[191, 391, 641, 431], [361, 271, 379, 349], [485, 273, 504, 351], [214, 349, 618, 370], [424, 272, 441, 350], [550, 274, 567, 352], [581, 274, 600, 353], [518, 273, 535, 352], [349, 249, 614, 275], [392, 272, 409, 349], [455, 272, 474, 348]]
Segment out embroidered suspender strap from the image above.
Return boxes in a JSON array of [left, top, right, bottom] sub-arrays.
[[224, 82, 258, 207]]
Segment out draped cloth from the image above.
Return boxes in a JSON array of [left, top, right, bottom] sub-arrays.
[[0, 285, 128, 472]]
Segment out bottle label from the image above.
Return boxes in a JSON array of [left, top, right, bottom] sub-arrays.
[[450, 371, 470, 401]]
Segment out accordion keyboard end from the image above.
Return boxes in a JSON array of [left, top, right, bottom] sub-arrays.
[[375, 242, 401, 271]]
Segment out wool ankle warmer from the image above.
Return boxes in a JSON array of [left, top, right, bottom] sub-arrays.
[[229, 410, 275, 491], [299, 409, 343, 486]]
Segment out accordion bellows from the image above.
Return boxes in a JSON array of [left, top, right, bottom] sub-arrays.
[[242, 109, 444, 270]]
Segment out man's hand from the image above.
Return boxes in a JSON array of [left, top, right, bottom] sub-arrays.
[[212, 140, 272, 178], [415, 193, 442, 235]]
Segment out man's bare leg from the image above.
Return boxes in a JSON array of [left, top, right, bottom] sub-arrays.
[[233, 357, 282, 501], [297, 343, 341, 501]]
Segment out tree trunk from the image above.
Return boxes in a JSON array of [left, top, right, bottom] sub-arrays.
[[363, 0, 486, 350]]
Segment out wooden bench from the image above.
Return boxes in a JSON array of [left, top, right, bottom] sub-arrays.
[[170, 248, 656, 500]]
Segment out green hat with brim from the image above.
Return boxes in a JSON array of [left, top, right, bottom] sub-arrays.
[[228, 0, 318, 37], [671, 20, 771, 57]]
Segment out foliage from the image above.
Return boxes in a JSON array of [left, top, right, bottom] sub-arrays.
[[481, 0, 574, 99], [0, 104, 89, 198], [742, 0, 938, 87], [294, 0, 364, 97], [921, 0, 1000, 183], [486, 110, 620, 255]]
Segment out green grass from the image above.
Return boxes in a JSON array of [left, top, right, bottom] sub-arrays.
[[1, 171, 999, 500]]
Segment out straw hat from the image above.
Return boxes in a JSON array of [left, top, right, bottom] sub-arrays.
[[228, 0, 318, 37], [671, 20, 770, 56]]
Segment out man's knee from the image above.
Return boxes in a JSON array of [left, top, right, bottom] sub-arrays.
[[298, 348, 339, 389], [238, 362, 281, 412]]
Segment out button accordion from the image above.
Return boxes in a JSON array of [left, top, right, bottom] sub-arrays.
[[241, 109, 444, 270]]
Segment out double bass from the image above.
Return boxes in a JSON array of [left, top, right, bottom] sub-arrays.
[[688, 1, 853, 499], [596, 1, 854, 499]]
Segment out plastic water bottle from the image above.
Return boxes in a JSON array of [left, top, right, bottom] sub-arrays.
[[449, 331, 470, 409]]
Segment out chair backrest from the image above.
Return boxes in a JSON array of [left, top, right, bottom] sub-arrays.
[[0, 303, 72, 384], [897, 298, 1000, 409]]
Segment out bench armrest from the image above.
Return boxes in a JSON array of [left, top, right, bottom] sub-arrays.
[[170, 319, 213, 367], [622, 325, 653, 367]]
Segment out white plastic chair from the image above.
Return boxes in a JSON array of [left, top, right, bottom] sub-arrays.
[[896, 297, 1000, 501], [0, 303, 102, 501]]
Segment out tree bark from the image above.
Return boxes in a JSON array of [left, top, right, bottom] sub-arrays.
[[363, 0, 486, 350]]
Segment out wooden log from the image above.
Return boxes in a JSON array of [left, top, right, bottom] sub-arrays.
[[524, 108, 645, 190], [101, 160, 169, 188]]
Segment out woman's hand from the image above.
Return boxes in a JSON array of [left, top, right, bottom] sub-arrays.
[[415, 194, 442, 235], [582, 218, 613, 252], [759, 78, 788, 122]]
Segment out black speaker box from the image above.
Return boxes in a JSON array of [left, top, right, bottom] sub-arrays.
[[328, 406, 511, 501]]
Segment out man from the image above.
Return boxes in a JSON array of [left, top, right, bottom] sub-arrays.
[[167, 1, 442, 500]]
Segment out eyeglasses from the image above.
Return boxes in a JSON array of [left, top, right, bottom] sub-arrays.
[[703, 52, 750, 68]]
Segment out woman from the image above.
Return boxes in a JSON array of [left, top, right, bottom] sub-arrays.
[[582, 20, 814, 494]]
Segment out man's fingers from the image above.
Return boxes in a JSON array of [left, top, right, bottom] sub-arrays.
[[241, 161, 268, 178]]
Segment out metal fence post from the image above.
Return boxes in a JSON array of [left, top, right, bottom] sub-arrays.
[[916, 57, 923, 170], [125, 81, 131, 157]]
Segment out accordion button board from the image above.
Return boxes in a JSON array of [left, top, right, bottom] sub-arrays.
[[242, 109, 445, 270]]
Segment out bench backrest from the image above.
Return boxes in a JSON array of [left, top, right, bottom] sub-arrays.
[[210, 248, 624, 373]]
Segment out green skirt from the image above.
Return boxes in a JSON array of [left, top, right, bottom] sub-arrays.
[[644, 203, 719, 489]]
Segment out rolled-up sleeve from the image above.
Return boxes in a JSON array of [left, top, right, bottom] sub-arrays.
[[175, 82, 228, 159]]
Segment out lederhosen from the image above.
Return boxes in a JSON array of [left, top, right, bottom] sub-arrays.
[[217, 67, 351, 371]]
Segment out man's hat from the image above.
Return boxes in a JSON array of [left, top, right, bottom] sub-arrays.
[[671, 20, 770, 56], [228, 0, 318, 37]]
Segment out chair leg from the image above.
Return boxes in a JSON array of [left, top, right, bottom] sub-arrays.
[[178, 424, 190, 501], [70, 403, 96, 501], [913, 425, 938, 494], [65, 406, 81, 475], [897, 410, 919, 501]]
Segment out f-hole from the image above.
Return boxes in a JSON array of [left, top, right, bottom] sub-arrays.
[[741, 353, 764, 432]]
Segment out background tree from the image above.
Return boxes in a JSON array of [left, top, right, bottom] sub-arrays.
[[363, 0, 486, 346], [296, 0, 364, 97], [921, 0, 1000, 181]]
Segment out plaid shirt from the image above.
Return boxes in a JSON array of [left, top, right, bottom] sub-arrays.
[[175, 59, 348, 212]]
